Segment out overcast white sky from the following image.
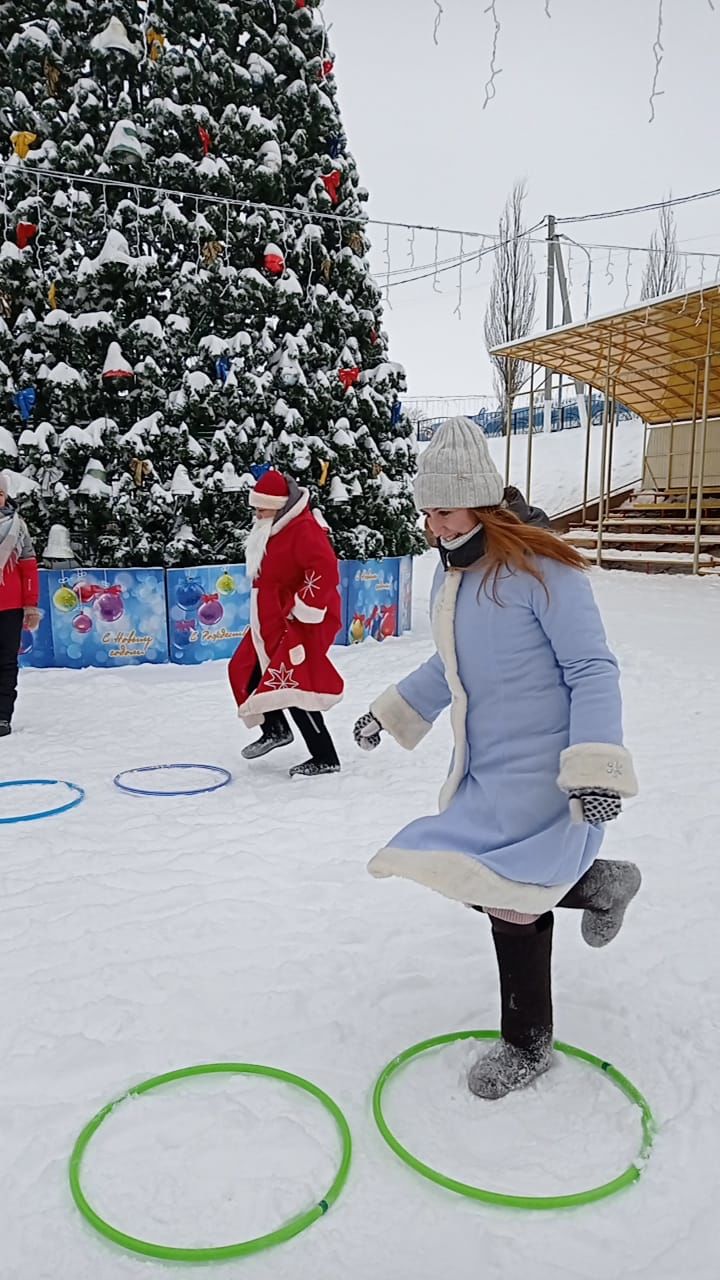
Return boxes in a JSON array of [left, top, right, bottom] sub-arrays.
[[331, 0, 720, 399]]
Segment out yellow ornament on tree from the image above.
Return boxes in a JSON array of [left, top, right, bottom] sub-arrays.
[[11, 131, 37, 159], [146, 28, 166, 61], [48, 281, 58, 309], [201, 240, 224, 267], [319, 460, 330, 486]]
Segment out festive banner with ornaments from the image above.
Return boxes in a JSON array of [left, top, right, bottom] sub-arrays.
[[42, 568, 168, 668], [166, 564, 251, 665], [18, 557, 414, 668], [340, 558, 403, 646]]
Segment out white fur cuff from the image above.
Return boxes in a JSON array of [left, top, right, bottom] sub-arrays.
[[557, 743, 638, 798], [293, 594, 326, 624], [371, 686, 432, 751]]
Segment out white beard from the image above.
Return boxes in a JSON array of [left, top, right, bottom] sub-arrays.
[[244, 516, 274, 582]]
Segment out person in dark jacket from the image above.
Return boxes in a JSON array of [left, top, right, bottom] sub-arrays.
[[503, 485, 551, 528], [0, 472, 40, 737]]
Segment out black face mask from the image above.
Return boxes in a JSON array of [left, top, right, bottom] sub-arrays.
[[438, 526, 487, 570]]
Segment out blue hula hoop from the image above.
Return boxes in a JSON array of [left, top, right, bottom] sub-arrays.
[[113, 763, 232, 797], [0, 779, 86, 824]]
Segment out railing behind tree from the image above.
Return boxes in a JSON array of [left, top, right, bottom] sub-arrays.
[[410, 393, 635, 442]]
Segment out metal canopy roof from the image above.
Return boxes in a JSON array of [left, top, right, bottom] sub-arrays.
[[491, 284, 720, 425]]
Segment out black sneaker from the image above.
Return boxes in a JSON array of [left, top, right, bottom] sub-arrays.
[[0, 720, 11, 738], [242, 727, 294, 760], [289, 759, 341, 778]]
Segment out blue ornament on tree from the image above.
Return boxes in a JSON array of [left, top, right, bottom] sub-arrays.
[[328, 135, 343, 159], [215, 356, 230, 383], [391, 400, 403, 425], [250, 463, 272, 481], [13, 387, 36, 421]]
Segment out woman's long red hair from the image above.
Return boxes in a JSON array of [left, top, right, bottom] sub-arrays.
[[425, 507, 587, 597], [472, 507, 587, 597]]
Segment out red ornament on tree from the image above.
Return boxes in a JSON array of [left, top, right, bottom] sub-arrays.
[[322, 170, 342, 205], [295, 0, 307, 7], [322, 58, 335, 78], [338, 367, 361, 391], [198, 125, 212, 156], [16, 222, 38, 249], [370, 327, 379, 345], [263, 243, 286, 277]]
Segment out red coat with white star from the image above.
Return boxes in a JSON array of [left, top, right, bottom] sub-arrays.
[[229, 495, 344, 725]]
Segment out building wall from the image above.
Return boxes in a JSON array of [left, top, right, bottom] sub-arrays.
[[643, 419, 720, 490]]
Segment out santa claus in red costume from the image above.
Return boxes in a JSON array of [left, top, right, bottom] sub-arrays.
[[229, 469, 344, 776]]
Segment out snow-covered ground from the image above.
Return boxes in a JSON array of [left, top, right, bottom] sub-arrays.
[[2, 548, 719, 1279]]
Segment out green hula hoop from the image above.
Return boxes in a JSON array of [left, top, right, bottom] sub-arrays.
[[69, 1062, 352, 1262], [373, 1031, 655, 1210]]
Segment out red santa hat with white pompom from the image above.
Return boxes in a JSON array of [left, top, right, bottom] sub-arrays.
[[248, 468, 289, 511]]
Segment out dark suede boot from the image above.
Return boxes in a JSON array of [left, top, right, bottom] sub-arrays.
[[468, 913, 554, 1101], [241, 723, 293, 759], [559, 859, 641, 947]]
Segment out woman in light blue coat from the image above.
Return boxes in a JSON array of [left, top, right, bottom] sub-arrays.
[[355, 418, 640, 1100]]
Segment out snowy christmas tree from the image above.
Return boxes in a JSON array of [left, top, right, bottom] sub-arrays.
[[0, 1, 421, 565]]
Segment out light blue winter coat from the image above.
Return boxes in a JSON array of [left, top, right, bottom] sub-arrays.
[[368, 558, 638, 913]]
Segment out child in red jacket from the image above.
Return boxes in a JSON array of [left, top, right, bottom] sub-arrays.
[[0, 472, 40, 737]]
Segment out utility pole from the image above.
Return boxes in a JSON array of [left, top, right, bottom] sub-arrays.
[[552, 239, 589, 429], [543, 213, 555, 433]]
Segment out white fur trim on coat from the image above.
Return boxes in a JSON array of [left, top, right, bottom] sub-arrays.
[[292, 594, 327, 624], [432, 570, 467, 812], [238, 687, 342, 723], [249, 490, 286, 510], [289, 644, 305, 666], [250, 588, 270, 674], [371, 686, 431, 751], [368, 847, 573, 912], [557, 743, 638, 798]]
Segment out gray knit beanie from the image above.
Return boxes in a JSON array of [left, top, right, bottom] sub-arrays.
[[413, 416, 504, 511]]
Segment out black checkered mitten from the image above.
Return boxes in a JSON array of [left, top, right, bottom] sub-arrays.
[[569, 788, 622, 827]]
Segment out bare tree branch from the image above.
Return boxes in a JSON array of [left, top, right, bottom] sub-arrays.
[[640, 200, 680, 300], [483, 181, 537, 424]]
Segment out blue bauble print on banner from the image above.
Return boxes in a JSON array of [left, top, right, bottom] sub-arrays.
[[166, 564, 251, 664], [45, 568, 169, 668]]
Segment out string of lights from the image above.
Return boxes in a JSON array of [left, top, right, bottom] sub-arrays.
[[431, 0, 714, 123]]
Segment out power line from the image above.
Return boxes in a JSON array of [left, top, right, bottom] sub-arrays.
[[386, 219, 547, 289], [382, 236, 720, 284], [557, 183, 720, 226]]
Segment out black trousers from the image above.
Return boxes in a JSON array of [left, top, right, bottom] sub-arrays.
[[250, 664, 339, 767], [0, 608, 23, 723]]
